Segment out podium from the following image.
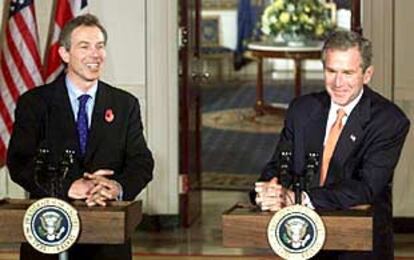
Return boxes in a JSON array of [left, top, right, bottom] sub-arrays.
[[222, 203, 372, 251], [0, 198, 142, 244]]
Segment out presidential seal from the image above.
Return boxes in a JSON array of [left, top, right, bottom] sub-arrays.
[[23, 198, 80, 254], [267, 205, 326, 259]]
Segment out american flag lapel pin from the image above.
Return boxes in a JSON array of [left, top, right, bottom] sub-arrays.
[[350, 134, 356, 142], [105, 108, 114, 123]]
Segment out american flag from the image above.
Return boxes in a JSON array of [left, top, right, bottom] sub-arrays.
[[43, 0, 88, 83], [0, 0, 43, 165]]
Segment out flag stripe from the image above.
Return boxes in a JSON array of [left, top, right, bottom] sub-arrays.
[[3, 34, 37, 96], [0, 133, 8, 164], [15, 7, 42, 69], [50, 24, 61, 46], [0, 71, 16, 121], [56, 0, 75, 27], [7, 20, 43, 86], [44, 43, 61, 81], [0, 52, 21, 102], [5, 27, 37, 90], [0, 94, 13, 133]]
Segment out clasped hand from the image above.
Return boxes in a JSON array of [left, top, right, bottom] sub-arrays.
[[255, 177, 294, 211], [68, 169, 121, 207]]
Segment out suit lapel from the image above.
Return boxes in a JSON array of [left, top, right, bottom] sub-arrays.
[[49, 77, 78, 152], [326, 88, 371, 184], [303, 93, 330, 188]]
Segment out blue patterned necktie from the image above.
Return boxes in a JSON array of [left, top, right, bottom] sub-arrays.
[[77, 94, 90, 156]]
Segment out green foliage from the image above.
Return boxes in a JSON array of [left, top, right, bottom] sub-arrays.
[[261, 0, 335, 40]]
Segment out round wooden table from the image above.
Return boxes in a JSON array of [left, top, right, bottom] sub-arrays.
[[248, 41, 323, 115]]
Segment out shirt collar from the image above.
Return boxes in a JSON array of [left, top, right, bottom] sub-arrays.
[[65, 76, 98, 101], [330, 88, 364, 116]]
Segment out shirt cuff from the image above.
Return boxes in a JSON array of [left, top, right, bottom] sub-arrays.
[[302, 191, 314, 209], [113, 180, 123, 201]]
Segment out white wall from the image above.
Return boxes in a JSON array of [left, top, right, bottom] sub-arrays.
[[391, 0, 414, 217], [145, 0, 179, 215]]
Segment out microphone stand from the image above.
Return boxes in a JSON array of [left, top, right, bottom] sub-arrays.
[[293, 152, 319, 205], [293, 174, 302, 205], [278, 150, 301, 205], [58, 149, 75, 260], [34, 148, 75, 260], [34, 147, 54, 196]]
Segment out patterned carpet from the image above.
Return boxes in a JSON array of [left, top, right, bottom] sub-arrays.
[[202, 107, 284, 134], [201, 172, 258, 191], [201, 79, 324, 190]]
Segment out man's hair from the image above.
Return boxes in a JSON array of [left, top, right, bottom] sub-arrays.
[[59, 14, 108, 50], [322, 30, 372, 72]]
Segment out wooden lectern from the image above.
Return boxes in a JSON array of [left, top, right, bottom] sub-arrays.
[[0, 198, 142, 244], [222, 203, 372, 251]]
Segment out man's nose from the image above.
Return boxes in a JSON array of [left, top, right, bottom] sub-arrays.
[[90, 47, 100, 57], [335, 73, 344, 86]]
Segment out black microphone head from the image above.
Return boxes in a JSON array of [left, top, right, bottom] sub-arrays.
[[61, 149, 75, 163], [306, 152, 319, 169], [278, 142, 293, 169], [34, 141, 54, 196], [278, 142, 293, 188], [34, 141, 50, 170], [303, 152, 320, 190]]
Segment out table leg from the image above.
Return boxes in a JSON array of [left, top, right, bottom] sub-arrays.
[[294, 59, 302, 97], [255, 57, 264, 115]]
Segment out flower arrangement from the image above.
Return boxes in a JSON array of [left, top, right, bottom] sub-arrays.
[[261, 0, 335, 42]]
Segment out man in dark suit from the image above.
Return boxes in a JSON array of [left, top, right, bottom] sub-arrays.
[[252, 30, 410, 259], [7, 14, 154, 260]]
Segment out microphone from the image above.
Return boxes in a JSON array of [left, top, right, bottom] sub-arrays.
[[59, 149, 75, 180], [278, 142, 293, 189], [304, 152, 319, 190], [34, 141, 76, 198], [292, 152, 319, 205], [34, 142, 55, 196], [34, 147, 49, 175]]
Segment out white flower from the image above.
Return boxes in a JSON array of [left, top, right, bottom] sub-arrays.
[[287, 3, 295, 12]]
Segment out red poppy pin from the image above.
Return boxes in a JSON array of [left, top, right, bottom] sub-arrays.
[[105, 109, 114, 123]]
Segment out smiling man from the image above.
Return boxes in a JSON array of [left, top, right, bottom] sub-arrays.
[[7, 14, 154, 260], [251, 30, 410, 259]]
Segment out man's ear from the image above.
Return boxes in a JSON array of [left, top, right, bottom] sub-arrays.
[[363, 65, 374, 85], [58, 46, 69, 63]]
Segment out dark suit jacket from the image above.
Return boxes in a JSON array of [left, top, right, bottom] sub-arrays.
[[252, 86, 410, 259], [7, 75, 154, 260]]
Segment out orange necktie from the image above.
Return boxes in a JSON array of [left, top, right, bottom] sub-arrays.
[[320, 109, 347, 186]]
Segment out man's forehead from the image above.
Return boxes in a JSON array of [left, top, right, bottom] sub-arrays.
[[71, 26, 104, 38], [325, 47, 362, 62], [71, 30, 105, 45]]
